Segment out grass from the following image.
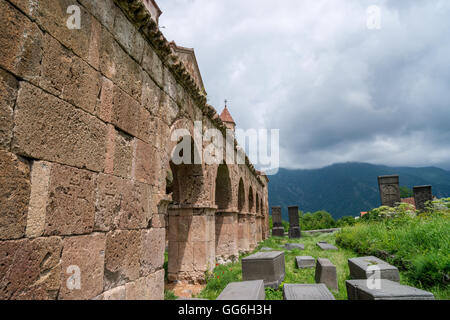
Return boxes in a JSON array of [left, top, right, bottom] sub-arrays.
[[196, 232, 358, 300]]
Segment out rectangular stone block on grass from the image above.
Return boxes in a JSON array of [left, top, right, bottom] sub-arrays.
[[285, 243, 305, 250], [316, 242, 338, 251], [315, 258, 338, 291], [296, 256, 315, 269], [242, 251, 285, 289], [346, 280, 435, 300], [271, 206, 284, 237], [378, 175, 400, 207], [217, 280, 265, 300], [348, 256, 400, 282], [413, 185, 433, 211], [283, 284, 335, 300], [288, 206, 301, 238]]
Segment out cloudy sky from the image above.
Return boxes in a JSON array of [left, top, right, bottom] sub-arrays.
[[158, 0, 450, 170]]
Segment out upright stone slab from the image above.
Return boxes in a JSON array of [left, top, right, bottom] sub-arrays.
[[346, 280, 435, 300], [242, 251, 285, 289], [288, 206, 301, 239], [271, 206, 284, 237], [283, 284, 335, 300], [316, 242, 338, 251], [315, 258, 338, 291], [348, 256, 400, 282], [285, 243, 305, 250], [378, 175, 401, 207], [296, 256, 315, 269], [217, 280, 265, 300], [413, 186, 432, 211]]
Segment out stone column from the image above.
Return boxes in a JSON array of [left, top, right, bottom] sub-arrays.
[[248, 214, 257, 250], [288, 206, 301, 239], [413, 185, 433, 211], [167, 205, 216, 283], [215, 211, 239, 264], [378, 175, 401, 207], [256, 215, 262, 243], [271, 206, 284, 237], [238, 213, 250, 254]]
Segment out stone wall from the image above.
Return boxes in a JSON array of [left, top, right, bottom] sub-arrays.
[[0, 0, 269, 299]]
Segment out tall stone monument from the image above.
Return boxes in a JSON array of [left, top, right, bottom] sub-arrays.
[[271, 207, 284, 237], [378, 175, 401, 207], [413, 186, 433, 211], [288, 206, 301, 239]]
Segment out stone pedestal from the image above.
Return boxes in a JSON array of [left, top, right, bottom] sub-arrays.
[[167, 206, 216, 283], [217, 280, 265, 300], [271, 206, 285, 237], [242, 251, 285, 289], [316, 241, 338, 251], [348, 256, 400, 282], [378, 175, 400, 207], [413, 185, 432, 211], [296, 256, 315, 269], [283, 284, 335, 300], [215, 211, 239, 264], [315, 258, 338, 291], [288, 206, 301, 239], [346, 280, 435, 300]]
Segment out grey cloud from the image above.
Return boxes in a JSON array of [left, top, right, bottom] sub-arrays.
[[158, 0, 450, 170]]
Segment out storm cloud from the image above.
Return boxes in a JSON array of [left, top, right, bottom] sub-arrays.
[[158, 0, 450, 170]]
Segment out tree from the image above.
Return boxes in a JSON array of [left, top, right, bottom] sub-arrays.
[[400, 186, 413, 198]]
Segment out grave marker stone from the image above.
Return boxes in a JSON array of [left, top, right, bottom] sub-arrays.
[[242, 251, 285, 289], [217, 280, 265, 300], [413, 185, 432, 211], [285, 243, 305, 250], [346, 280, 435, 300], [283, 284, 335, 300], [316, 242, 338, 251], [271, 206, 284, 237], [315, 258, 338, 291], [348, 256, 400, 282], [378, 175, 401, 207], [288, 206, 301, 238], [296, 256, 315, 269]]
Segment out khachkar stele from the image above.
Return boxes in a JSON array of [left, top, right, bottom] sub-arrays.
[[413, 186, 433, 211], [378, 175, 401, 207], [271, 207, 285, 237], [288, 206, 301, 239]]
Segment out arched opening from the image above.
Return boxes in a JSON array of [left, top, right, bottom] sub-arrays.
[[238, 179, 245, 212], [248, 186, 254, 213], [215, 164, 232, 210], [256, 194, 260, 214]]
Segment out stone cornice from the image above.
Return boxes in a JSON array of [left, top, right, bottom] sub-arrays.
[[114, 0, 264, 185]]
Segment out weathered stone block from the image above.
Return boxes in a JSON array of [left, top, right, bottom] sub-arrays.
[[59, 233, 106, 300], [142, 45, 164, 87], [316, 241, 338, 251], [378, 175, 400, 207], [39, 34, 101, 114], [296, 256, 315, 269], [271, 206, 284, 237], [242, 251, 285, 289], [346, 280, 435, 300], [348, 256, 400, 282], [78, 0, 117, 32], [104, 126, 134, 178], [283, 284, 335, 300], [104, 230, 141, 290], [100, 27, 142, 100], [285, 243, 305, 250], [315, 258, 338, 291], [413, 185, 433, 211], [140, 228, 165, 277], [0, 150, 30, 240], [142, 72, 162, 116], [135, 139, 159, 186], [0, 237, 62, 300], [217, 280, 265, 300], [0, 1, 43, 82], [13, 82, 106, 172], [0, 69, 18, 149], [113, 8, 145, 63]]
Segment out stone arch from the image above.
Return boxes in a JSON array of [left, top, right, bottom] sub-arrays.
[[238, 178, 245, 212], [248, 186, 254, 213], [215, 164, 232, 210]]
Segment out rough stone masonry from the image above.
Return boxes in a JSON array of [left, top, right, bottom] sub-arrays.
[[0, 0, 269, 300]]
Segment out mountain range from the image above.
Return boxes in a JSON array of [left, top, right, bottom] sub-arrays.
[[268, 162, 450, 221]]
